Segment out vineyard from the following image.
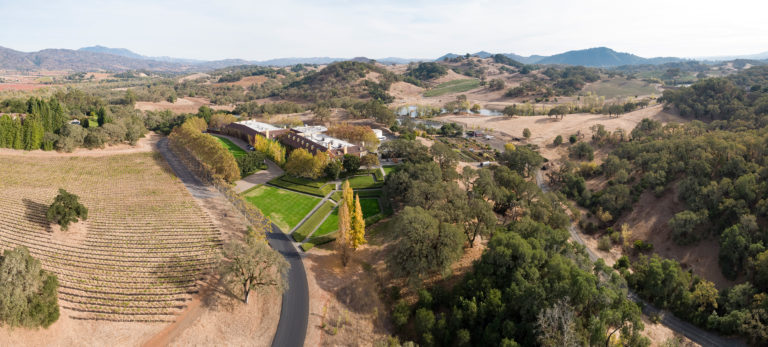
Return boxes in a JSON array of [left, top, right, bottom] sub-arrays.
[[0, 152, 221, 322]]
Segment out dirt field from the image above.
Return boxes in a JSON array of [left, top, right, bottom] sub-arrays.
[[135, 97, 234, 114], [618, 188, 735, 289], [437, 104, 684, 161]]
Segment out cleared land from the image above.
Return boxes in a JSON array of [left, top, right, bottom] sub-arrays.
[[0, 152, 221, 322], [582, 78, 660, 99], [242, 185, 319, 231], [424, 79, 480, 97], [213, 135, 247, 158]]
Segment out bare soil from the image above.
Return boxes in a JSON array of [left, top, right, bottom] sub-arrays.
[[438, 105, 684, 161], [135, 97, 233, 114]]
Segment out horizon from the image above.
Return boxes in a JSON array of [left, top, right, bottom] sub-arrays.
[[1, 0, 767, 61]]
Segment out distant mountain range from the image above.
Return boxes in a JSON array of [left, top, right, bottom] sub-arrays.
[[0, 45, 766, 73], [437, 47, 687, 67]]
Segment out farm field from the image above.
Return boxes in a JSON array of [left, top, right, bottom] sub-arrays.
[[0, 152, 221, 322], [424, 79, 480, 97], [582, 78, 659, 99], [213, 135, 247, 158], [242, 185, 320, 231]]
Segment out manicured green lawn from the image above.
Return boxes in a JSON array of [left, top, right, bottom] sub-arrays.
[[292, 201, 334, 242], [313, 198, 380, 237], [269, 175, 333, 197], [213, 135, 247, 158], [314, 208, 339, 237], [424, 79, 481, 97], [359, 198, 381, 217], [383, 165, 398, 175], [242, 185, 320, 232], [345, 174, 383, 189]]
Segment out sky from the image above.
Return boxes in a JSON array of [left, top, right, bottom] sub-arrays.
[[1, 0, 767, 61]]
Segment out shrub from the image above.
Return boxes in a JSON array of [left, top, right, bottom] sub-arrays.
[[392, 299, 411, 328], [46, 189, 88, 230], [598, 235, 612, 251], [634, 240, 653, 253], [236, 151, 266, 177], [553, 135, 563, 146]]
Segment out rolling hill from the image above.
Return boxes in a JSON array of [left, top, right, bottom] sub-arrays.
[[0, 46, 183, 71]]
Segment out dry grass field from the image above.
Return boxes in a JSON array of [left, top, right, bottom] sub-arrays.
[[0, 152, 221, 322]]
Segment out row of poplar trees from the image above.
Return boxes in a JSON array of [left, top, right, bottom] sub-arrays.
[[336, 181, 366, 266], [0, 98, 67, 150]]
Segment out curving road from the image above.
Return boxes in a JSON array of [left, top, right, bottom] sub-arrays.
[[535, 169, 743, 347], [157, 138, 308, 347]]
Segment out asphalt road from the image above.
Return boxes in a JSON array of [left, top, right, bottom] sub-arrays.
[[157, 138, 308, 347], [536, 169, 744, 347], [266, 226, 309, 347]]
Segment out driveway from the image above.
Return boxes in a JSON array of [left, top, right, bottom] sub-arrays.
[[210, 133, 285, 193]]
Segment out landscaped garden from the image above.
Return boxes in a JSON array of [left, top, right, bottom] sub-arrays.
[[242, 185, 320, 231], [213, 135, 247, 158]]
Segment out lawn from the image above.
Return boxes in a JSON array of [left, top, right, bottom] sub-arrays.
[[345, 174, 383, 189], [582, 78, 658, 99], [313, 198, 380, 237], [269, 175, 334, 197], [242, 185, 320, 231], [213, 135, 247, 158], [292, 201, 334, 242], [382, 165, 398, 175], [424, 79, 481, 97]]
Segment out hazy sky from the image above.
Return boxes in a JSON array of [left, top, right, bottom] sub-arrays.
[[1, 0, 766, 61]]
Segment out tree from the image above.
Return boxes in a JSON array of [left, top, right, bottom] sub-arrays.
[[553, 135, 563, 146], [668, 210, 707, 245], [46, 189, 88, 231], [463, 198, 496, 247], [0, 246, 59, 328], [209, 113, 237, 130], [720, 225, 749, 279], [96, 106, 111, 126], [569, 141, 594, 161], [285, 148, 316, 178], [313, 107, 331, 122], [350, 195, 366, 249], [387, 206, 463, 284], [220, 230, 289, 303], [342, 154, 361, 173], [488, 78, 506, 91], [522, 128, 531, 140], [325, 159, 342, 180], [537, 299, 578, 347], [360, 153, 379, 168], [337, 181, 353, 266]]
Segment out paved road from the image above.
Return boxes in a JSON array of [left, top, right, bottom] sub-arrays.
[[266, 225, 309, 347], [157, 138, 308, 347], [535, 170, 744, 347]]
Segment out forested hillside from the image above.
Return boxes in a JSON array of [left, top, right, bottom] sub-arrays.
[[552, 66, 768, 344]]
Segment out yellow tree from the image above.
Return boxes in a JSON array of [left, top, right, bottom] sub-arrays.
[[350, 195, 366, 249], [336, 192, 352, 266]]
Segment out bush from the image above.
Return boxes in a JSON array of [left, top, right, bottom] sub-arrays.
[[236, 151, 267, 177], [392, 299, 411, 328], [569, 141, 594, 161], [598, 235, 612, 251], [553, 135, 563, 146], [634, 240, 653, 253], [46, 189, 88, 230]]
